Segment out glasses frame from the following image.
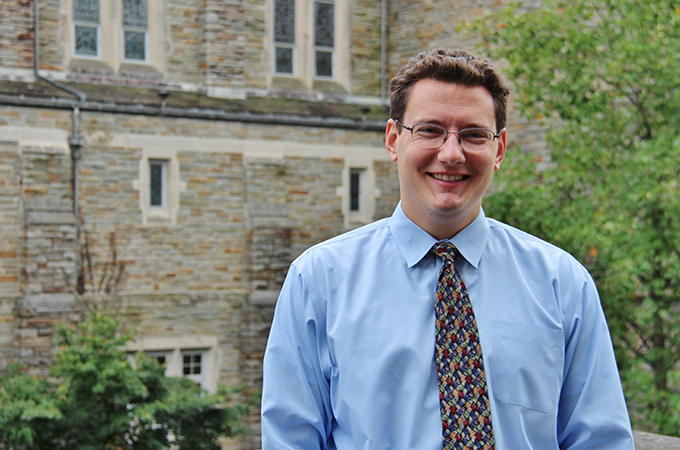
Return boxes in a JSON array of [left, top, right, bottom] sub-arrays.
[[393, 119, 502, 152]]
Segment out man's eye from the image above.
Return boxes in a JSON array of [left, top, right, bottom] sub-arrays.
[[462, 129, 491, 140], [415, 125, 444, 136]]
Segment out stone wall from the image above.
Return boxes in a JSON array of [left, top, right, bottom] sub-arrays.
[[1, 138, 81, 374], [242, 0, 267, 90], [0, 102, 396, 447], [0, 2, 558, 448], [198, 0, 246, 88], [0, 0, 35, 73], [350, 0, 384, 97], [37, 0, 63, 71], [166, 0, 204, 84], [0, 141, 21, 297], [21, 146, 75, 296], [0, 140, 21, 366]]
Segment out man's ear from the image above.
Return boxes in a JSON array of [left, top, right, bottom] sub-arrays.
[[385, 119, 399, 162], [494, 128, 507, 171]]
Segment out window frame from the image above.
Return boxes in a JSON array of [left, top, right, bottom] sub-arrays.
[[268, 0, 349, 90], [122, 28, 149, 63], [146, 351, 172, 376], [313, 0, 335, 79], [72, 0, 102, 59], [181, 350, 206, 387], [339, 159, 378, 228], [133, 149, 186, 227], [273, 0, 297, 76], [65, 0, 164, 75], [349, 168, 362, 213], [121, 0, 149, 63], [126, 336, 218, 392], [148, 158, 167, 209]]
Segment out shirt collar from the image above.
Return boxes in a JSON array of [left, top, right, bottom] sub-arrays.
[[388, 202, 490, 269]]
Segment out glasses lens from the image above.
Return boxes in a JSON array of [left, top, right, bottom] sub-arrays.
[[459, 128, 495, 151], [411, 123, 447, 149]]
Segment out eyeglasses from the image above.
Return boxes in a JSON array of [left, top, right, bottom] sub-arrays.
[[393, 119, 501, 152]]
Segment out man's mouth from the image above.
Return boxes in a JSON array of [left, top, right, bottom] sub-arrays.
[[430, 173, 466, 182]]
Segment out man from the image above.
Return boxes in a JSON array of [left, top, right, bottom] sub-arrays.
[[261, 48, 634, 449]]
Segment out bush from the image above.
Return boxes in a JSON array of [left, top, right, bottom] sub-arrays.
[[0, 310, 247, 450]]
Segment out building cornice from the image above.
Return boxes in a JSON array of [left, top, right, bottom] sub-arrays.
[[0, 80, 389, 132]]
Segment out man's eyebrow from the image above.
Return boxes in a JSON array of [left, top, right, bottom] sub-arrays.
[[413, 118, 494, 129], [411, 118, 445, 126]]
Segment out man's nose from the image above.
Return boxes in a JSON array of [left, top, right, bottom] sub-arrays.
[[438, 132, 465, 163]]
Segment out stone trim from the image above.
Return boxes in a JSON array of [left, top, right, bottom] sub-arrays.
[[337, 157, 380, 228], [132, 147, 186, 226], [63, 0, 165, 77], [126, 334, 220, 393]]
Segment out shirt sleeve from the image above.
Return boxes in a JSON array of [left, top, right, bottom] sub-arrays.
[[556, 267, 635, 449], [261, 262, 333, 450]]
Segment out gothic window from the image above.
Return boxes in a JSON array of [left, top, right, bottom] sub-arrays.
[[123, 0, 148, 61], [274, 0, 295, 74], [314, 0, 334, 77], [73, 0, 100, 57]]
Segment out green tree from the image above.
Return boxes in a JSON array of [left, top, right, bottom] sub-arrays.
[[0, 310, 247, 449], [474, 0, 680, 435], [0, 364, 61, 449]]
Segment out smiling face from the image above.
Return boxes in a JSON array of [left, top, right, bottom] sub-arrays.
[[385, 79, 507, 240]]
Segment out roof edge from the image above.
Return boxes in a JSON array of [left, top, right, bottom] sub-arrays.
[[0, 94, 387, 132]]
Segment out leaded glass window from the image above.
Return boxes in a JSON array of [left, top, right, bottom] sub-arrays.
[[74, 0, 99, 23], [274, 0, 295, 74], [149, 160, 166, 208], [275, 47, 294, 74], [73, 0, 99, 57], [315, 1, 334, 47], [124, 30, 146, 60], [123, 0, 148, 61], [350, 169, 362, 212], [316, 51, 333, 77], [75, 25, 98, 56], [275, 0, 295, 44], [123, 0, 147, 28], [315, 0, 334, 77]]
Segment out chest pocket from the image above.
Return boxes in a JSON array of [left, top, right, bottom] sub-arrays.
[[489, 320, 564, 413]]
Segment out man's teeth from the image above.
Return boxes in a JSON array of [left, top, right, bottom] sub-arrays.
[[432, 174, 464, 182]]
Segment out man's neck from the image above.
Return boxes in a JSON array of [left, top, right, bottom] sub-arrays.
[[401, 204, 480, 241]]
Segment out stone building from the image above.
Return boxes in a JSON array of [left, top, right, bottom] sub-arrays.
[[0, 0, 543, 447]]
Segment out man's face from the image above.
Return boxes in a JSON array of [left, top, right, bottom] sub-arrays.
[[385, 79, 506, 239]]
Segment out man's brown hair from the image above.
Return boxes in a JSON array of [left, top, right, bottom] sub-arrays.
[[389, 48, 510, 132]]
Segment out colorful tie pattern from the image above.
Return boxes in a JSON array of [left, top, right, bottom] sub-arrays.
[[432, 242, 494, 450]]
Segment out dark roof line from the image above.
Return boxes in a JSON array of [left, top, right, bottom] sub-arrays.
[[0, 94, 387, 132]]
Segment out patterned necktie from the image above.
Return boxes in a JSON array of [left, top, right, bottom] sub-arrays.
[[432, 242, 494, 450]]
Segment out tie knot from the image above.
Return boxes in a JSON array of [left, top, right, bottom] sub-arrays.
[[432, 241, 458, 261]]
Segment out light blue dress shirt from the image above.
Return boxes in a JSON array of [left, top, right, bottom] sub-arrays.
[[262, 203, 634, 450]]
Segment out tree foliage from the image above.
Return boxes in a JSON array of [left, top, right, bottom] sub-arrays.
[[0, 310, 247, 449], [474, 0, 680, 435], [0, 364, 62, 449]]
